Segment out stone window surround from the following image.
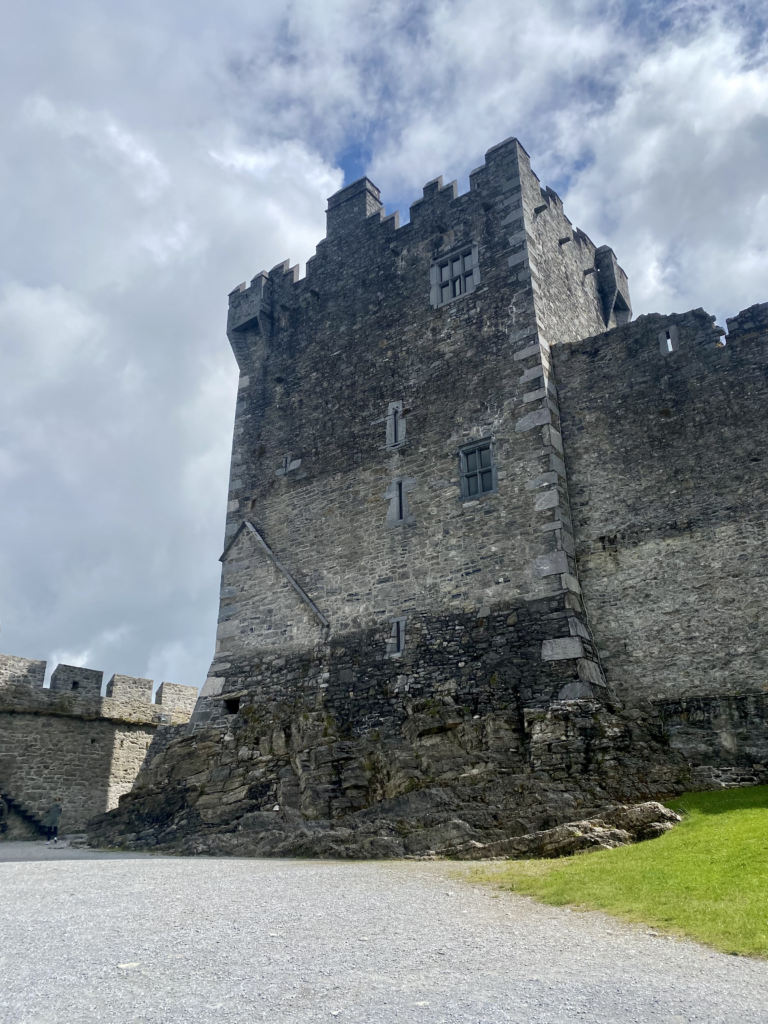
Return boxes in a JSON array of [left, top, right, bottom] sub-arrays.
[[383, 477, 417, 527], [458, 437, 498, 501], [659, 324, 680, 355], [385, 617, 407, 658], [430, 245, 481, 308], [385, 401, 406, 449]]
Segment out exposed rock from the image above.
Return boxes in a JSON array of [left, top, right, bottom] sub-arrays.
[[85, 698, 690, 859], [444, 802, 681, 860]]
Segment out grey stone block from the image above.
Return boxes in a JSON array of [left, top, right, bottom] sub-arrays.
[[534, 551, 569, 577], [534, 489, 561, 511], [516, 408, 552, 432], [542, 637, 586, 661]]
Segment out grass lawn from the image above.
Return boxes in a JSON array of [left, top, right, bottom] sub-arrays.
[[469, 787, 768, 957]]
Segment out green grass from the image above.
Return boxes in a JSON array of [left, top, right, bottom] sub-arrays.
[[469, 787, 768, 957]]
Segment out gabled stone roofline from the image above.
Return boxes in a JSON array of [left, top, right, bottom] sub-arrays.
[[220, 521, 330, 629]]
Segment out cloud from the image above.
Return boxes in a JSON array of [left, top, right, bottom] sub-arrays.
[[0, 282, 106, 395], [0, 0, 764, 690], [552, 18, 768, 322], [24, 95, 171, 202]]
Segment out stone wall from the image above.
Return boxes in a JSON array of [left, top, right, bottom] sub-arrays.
[[0, 653, 197, 832], [554, 302, 768, 704], [656, 693, 768, 773], [213, 139, 629, 688], [0, 712, 154, 832]]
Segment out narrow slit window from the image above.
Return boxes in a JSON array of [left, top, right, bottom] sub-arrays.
[[385, 476, 413, 527], [460, 440, 497, 499], [385, 401, 406, 448], [387, 617, 407, 657], [659, 325, 679, 354]]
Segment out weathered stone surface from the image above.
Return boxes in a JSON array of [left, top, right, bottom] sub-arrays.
[[555, 302, 768, 704], [446, 814, 661, 861], [85, 696, 692, 857], [0, 653, 196, 832]]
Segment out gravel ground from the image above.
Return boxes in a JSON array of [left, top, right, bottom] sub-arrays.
[[1, 841, 767, 1023]]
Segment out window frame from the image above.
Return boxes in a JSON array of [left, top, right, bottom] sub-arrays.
[[430, 245, 480, 308], [385, 617, 407, 658], [385, 400, 406, 449], [458, 438, 497, 500]]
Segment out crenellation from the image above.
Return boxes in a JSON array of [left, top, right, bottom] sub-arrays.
[[105, 672, 153, 704], [0, 653, 46, 689], [50, 663, 103, 699], [0, 651, 197, 832], [155, 681, 198, 719]]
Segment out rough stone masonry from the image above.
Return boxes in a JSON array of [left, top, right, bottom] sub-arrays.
[[87, 137, 768, 857], [0, 654, 197, 833]]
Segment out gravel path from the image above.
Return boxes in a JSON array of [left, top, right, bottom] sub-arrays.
[[2, 842, 767, 1023]]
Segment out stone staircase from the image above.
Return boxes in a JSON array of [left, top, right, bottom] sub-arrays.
[[0, 785, 46, 836]]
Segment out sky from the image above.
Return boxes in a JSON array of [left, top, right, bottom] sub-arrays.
[[0, 0, 766, 692]]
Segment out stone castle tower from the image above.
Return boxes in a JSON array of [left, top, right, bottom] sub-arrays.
[[88, 137, 768, 856], [201, 137, 630, 713]]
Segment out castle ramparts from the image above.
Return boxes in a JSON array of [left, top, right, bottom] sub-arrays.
[[0, 652, 196, 833]]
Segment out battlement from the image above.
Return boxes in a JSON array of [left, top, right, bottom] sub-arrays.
[[326, 176, 383, 237], [725, 301, 768, 340], [225, 136, 628, 360], [0, 652, 197, 727]]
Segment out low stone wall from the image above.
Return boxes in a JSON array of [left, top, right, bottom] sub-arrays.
[[0, 652, 197, 832]]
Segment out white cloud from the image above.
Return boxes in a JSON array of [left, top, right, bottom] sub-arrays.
[[0, 282, 106, 392], [23, 95, 171, 202], [553, 18, 768, 322]]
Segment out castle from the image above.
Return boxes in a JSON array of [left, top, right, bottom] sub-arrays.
[[43, 137, 768, 855]]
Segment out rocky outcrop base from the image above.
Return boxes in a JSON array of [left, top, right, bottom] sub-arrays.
[[86, 697, 692, 858]]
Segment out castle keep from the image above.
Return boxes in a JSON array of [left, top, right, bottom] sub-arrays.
[[206, 137, 624, 710], [87, 137, 768, 857]]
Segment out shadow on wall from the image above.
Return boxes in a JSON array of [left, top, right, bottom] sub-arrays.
[[0, 653, 197, 832]]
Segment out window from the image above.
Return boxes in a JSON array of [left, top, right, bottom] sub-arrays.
[[386, 618, 406, 657], [71, 681, 80, 691], [659, 325, 679, 354], [224, 697, 240, 715], [460, 440, 496, 498], [384, 477, 415, 526], [385, 401, 406, 448], [431, 248, 479, 307]]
